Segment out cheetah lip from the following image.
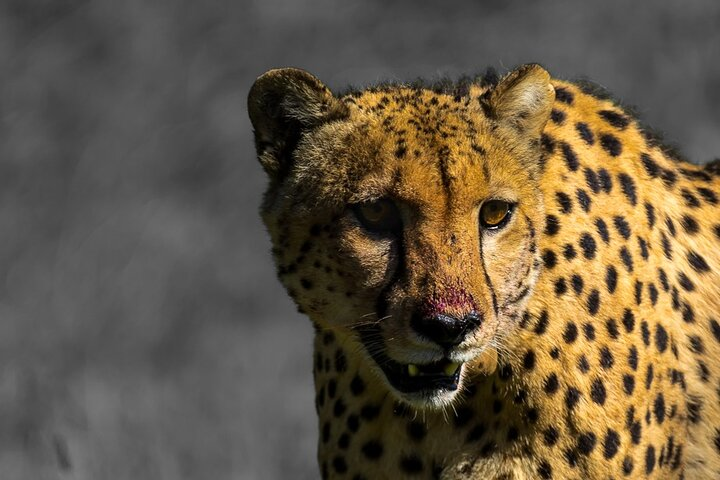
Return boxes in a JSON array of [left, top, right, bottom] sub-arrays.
[[357, 325, 462, 394], [381, 358, 463, 394]]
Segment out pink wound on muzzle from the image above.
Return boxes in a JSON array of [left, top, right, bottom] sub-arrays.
[[422, 287, 477, 318]]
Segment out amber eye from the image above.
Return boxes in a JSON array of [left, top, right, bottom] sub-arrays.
[[353, 198, 402, 233], [479, 200, 513, 230]]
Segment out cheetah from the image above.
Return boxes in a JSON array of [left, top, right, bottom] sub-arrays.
[[247, 64, 720, 479]]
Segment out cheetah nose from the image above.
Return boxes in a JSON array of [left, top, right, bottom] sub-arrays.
[[410, 311, 482, 349]]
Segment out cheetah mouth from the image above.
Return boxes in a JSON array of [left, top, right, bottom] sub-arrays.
[[379, 358, 463, 394], [357, 324, 464, 396]]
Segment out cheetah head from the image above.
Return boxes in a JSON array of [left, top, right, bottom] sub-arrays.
[[248, 65, 555, 408]]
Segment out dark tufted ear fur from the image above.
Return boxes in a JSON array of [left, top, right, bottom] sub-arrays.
[[248, 68, 349, 180], [485, 64, 555, 138]]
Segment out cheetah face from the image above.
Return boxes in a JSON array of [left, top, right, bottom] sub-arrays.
[[249, 65, 555, 408]]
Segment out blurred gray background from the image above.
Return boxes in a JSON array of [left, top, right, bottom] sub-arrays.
[[0, 0, 718, 478]]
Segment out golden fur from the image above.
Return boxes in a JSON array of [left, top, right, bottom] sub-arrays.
[[248, 64, 720, 479]]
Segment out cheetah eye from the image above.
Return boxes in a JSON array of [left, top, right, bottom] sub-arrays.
[[479, 200, 513, 230], [353, 198, 402, 233]]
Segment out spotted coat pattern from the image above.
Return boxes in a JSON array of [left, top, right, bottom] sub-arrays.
[[248, 65, 720, 479]]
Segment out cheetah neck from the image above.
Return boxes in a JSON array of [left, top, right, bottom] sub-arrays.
[[312, 329, 537, 479]]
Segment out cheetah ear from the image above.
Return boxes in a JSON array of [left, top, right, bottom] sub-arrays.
[[248, 68, 348, 180], [486, 64, 555, 137]]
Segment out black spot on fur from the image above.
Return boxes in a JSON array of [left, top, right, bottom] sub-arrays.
[[645, 364, 654, 389], [579, 233, 597, 259], [687, 397, 702, 423], [599, 346, 613, 369], [599, 110, 630, 129], [620, 246, 634, 272], [661, 232, 673, 260], [658, 268, 669, 292], [333, 456, 348, 473], [545, 215, 560, 235], [534, 310, 549, 335], [595, 218, 610, 243], [655, 324, 668, 353], [563, 244, 577, 260], [623, 374, 635, 395], [600, 134, 622, 156], [576, 189, 591, 212], [564, 448, 578, 468], [623, 456, 634, 475], [541, 134, 555, 154], [537, 461, 552, 479], [637, 237, 649, 260], [709, 318, 720, 343], [556, 192, 572, 214], [603, 429, 620, 459], [576, 122, 594, 145], [654, 393, 665, 424], [641, 321, 651, 346], [590, 379, 606, 405], [680, 167, 713, 182], [697, 186, 718, 205], [350, 375, 365, 396], [622, 309, 635, 333], [687, 251, 710, 273], [606, 318, 619, 339], [544, 373, 559, 394], [648, 283, 658, 305], [587, 290, 600, 315], [543, 426, 559, 446], [640, 153, 661, 179], [584, 168, 601, 193], [598, 168, 613, 193], [630, 420, 642, 444], [361, 440, 384, 460], [678, 272, 695, 292], [628, 345, 638, 370], [665, 216, 677, 237], [563, 322, 578, 343], [577, 355, 590, 373], [681, 188, 701, 208], [645, 202, 656, 229], [555, 86, 574, 104], [682, 302, 695, 323], [523, 350, 536, 370], [346, 414, 359, 432], [562, 144, 578, 172], [578, 432, 597, 455], [613, 216, 632, 239], [571, 274, 584, 294], [645, 445, 656, 474], [689, 335, 704, 354], [542, 250, 557, 269], [618, 173, 637, 206], [680, 215, 699, 235], [333, 398, 346, 417]]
